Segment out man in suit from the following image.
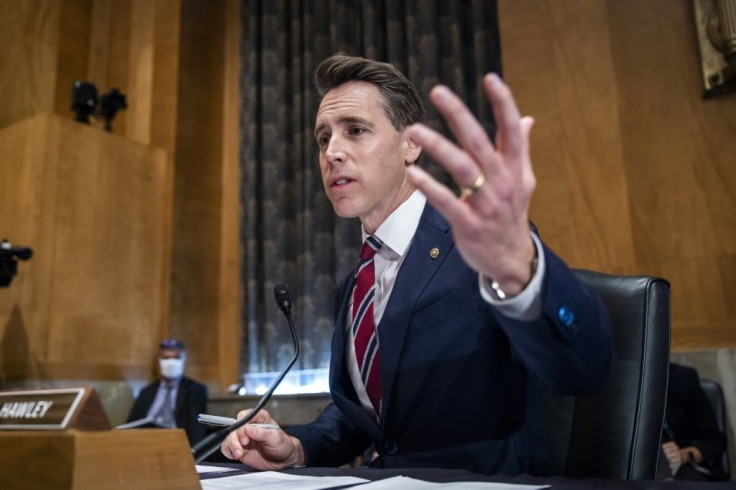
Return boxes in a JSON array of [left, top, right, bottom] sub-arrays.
[[221, 54, 613, 475], [126, 339, 208, 446], [660, 363, 728, 481]]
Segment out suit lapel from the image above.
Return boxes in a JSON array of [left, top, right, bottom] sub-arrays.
[[378, 204, 453, 425], [140, 381, 161, 420], [329, 277, 353, 400], [174, 377, 186, 420]]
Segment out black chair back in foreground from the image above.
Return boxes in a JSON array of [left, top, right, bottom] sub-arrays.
[[541, 270, 671, 480]]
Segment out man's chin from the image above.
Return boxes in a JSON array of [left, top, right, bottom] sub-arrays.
[[335, 210, 360, 219], [331, 201, 361, 219]]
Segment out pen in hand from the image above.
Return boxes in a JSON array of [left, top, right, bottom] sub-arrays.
[[248, 423, 280, 430], [197, 413, 280, 430]]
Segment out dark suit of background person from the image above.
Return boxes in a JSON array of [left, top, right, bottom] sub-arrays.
[[660, 362, 728, 481], [126, 340, 208, 447], [286, 204, 613, 476], [127, 376, 208, 446]]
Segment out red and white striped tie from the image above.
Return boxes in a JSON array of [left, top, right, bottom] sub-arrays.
[[352, 236, 383, 414]]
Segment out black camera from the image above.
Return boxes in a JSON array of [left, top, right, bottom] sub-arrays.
[[0, 239, 33, 288], [71, 81, 127, 131], [71, 81, 98, 124], [98, 88, 127, 131]]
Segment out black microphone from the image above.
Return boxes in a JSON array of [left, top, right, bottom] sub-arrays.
[[274, 282, 291, 314], [191, 282, 300, 463]]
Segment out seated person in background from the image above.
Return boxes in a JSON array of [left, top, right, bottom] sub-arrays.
[[126, 339, 208, 446], [660, 362, 728, 481]]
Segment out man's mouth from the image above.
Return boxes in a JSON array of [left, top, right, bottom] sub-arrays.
[[332, 177, 354, 187]]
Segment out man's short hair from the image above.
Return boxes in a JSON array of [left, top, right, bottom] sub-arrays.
[[159, 339, 185, 352], [313, 53, 426, 131]]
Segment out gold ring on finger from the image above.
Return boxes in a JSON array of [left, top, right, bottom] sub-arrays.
[[460, 174, 486, 198]]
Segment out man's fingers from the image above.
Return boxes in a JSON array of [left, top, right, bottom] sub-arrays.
[[483, 74, 523, 163], [220, 426, 274, 463], [519, 116, 534, 165], [247, 409, 272, 424], [222, 409, 279, 461], [220, 444, 233, 459], [413, 78, 534, 196], [406, 165, 474, 226], [428, 85, 497, 174], [407, 124, 484, 192], [518, 116, 537, 188], [222, 430, 246, 459], [244, 423, 271, 439], [236, 408, 272, 426]]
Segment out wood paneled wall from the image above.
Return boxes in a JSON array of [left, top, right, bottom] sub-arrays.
[[0, 0, 61, 127], [0, 0, 241, 390], [499, 0, 736, 349], [0, 114, 167, 380], [2, 0, 733, 394]]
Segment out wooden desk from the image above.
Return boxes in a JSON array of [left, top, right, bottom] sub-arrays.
[[0, 429, 199, 490]]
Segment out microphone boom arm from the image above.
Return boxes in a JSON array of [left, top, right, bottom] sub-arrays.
[[191, 284, 300, 463]]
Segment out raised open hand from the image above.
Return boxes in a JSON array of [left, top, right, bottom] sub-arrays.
[[406, 74, 537, 297]]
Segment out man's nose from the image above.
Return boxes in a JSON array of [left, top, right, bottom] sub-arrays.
[[325, 136, 346, 163]]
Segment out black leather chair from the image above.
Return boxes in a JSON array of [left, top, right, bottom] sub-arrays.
[[541, 270, 671, 480], [700, 378, 731, 481]]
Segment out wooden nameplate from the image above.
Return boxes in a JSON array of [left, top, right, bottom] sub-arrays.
[[0, 387, 199, 489], [0, 386, 110, 430]]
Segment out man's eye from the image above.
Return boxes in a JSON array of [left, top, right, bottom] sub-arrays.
[[348, 127, 366, 136], [317, 135, 330, 147]]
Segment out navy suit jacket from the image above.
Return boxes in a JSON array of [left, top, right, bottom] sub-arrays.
[[126, 376, 208, 447], [288, 204, 613, 475]]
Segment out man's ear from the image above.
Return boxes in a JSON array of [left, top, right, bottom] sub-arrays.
[[404, 132, 422, 165]]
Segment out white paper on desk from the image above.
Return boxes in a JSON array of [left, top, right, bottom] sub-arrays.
[[196, 464, 241, 475], [353, 475, 548, 490], [200, 470, 368, 489]]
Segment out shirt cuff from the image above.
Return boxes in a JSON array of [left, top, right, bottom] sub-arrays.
[[478, 233, 545, 321]]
